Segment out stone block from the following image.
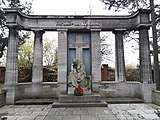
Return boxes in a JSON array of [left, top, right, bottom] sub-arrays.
[[31, 84, 43, 97], [152, 90, 160, 106], [92, 82, 100, 92], [140, 83, 156, 102], [2, 85, 15, 104], [14, 83, 59, 99], [59, 94, 101, 103], [99, 82, 140, 98], [52, 101, 108, 108], [0, 92, 5, 107]]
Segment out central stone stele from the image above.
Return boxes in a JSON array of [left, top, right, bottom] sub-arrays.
[[52, 32, 108, 107]]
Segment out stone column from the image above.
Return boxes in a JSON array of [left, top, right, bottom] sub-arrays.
[[114, 29, 126, 82], [139, 27, 153, 102], [91, 29, 101, 92], [57, 29, 68, 94], [139, 27, 152, 83], [4, 26, 18, 104], [32, 30, 44, 96]]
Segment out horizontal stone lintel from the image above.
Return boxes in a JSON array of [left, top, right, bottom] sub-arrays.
[[4, 9, 151, 31], [69, 42, 90, 48]]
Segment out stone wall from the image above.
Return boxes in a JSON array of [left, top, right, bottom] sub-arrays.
[[15, 82, 59, 100], [15, 82, 143, 100], [0, 67, 5, 83], [101, 64, 115, 81], [100, 82, 141, 98], [0, 92, 5, 107], [100, 82, 156, 103], [152, 90, 160, 106], [101, 64, 109, 81], [14, 82, 153, 100], [0, 81, 158, 104], [1, 67, 57, 83]]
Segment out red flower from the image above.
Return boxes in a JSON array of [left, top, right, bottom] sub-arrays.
[[74, 87, 83, 96]]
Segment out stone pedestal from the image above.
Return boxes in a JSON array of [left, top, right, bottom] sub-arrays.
[[59, 94, 101, 103], [52, 94, 108, 107]]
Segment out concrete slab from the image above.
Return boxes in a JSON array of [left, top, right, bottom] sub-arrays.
[[98, 115, 117, 120], [52, 100, 108, 108], [81, 115, 99, 120], [62, 116, 80, 120], [15, 99, 54, 105], [44, 116, 62, 120], [104, 97, 144, 104]]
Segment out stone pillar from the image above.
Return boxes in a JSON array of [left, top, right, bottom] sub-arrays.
[[91, 29, 101, 92], [139, 27, 152, 83], [32, 30, 44, 96], [139, 27, 154, 102], [4, 26, 18, 104], [114, 29, 126, 82], [57, 29, 68, 94]]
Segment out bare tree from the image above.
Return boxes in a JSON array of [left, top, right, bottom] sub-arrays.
[[100, 34, 113, 63]]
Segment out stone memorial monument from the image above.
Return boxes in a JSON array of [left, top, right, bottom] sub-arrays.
[[4, 8, 156, 106], [68, 58, 91, 95]]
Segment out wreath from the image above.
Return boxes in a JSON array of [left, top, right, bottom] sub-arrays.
[[74, 87, 83, 96]]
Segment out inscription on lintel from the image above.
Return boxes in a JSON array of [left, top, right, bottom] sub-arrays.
[[56, 21, 101, 27], [69, 43, 90, 48]]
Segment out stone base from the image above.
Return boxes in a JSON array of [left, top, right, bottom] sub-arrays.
[[0, 92, 5, 107], [2, 85, 15, 105], [59, 94, 101, 103], [140, 83, 156, 102], [52, 93, 108, 108], [52, 100, 108, 108], [152, 90, 160, 106]]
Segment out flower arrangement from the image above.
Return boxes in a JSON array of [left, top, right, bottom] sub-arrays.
[[74, 87, 83, 96]]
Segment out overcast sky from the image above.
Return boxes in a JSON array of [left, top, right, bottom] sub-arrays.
[[31, 0, 128, 15], [0, 0, 140, 67]]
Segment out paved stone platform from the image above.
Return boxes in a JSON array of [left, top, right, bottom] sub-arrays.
[[0, 103, 160, 120]]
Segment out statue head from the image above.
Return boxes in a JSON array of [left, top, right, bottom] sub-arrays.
[[72, 58, 80, 69]]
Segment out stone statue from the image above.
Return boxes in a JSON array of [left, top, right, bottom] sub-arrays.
[[68, 59, 91, 95]]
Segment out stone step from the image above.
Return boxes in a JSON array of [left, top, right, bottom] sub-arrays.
[[59, 94, 101, 103], [52, 100, 108, 108], [15, 99, 55, 105], [103, 97, 144, 104]]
